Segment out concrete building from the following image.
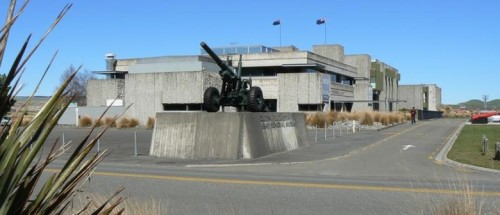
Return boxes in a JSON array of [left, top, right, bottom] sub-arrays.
[[87, 43, 400, 125], [398, 84, 442, 111], [369, 59, 401, 112]]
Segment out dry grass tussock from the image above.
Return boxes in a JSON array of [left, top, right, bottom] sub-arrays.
[[93, 118, 103, 127], [78, 115, 93, 127], [104, 116, 117, 128], [146, 117, 155, 129], [83, 116, 140, 128], [306, 111, 406, 127], [441, 106, 471, 118], [414, 176, 488, 215], [10, 115, 34, 126], [442, 111, 471, 118], [117, 117, 140, 128]]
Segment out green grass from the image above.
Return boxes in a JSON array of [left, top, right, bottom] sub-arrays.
[[448, 125, 500, 170]]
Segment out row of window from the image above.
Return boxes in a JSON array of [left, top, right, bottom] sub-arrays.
[[162, 102, 358, 112], [241, 67, 354, 86]]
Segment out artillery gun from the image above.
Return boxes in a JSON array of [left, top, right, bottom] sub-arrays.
[[201, 41, 265, 112]]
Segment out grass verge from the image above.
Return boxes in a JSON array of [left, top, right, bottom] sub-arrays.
[[447, 125, 500, 170]]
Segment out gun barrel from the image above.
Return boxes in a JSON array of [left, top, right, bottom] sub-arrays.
[[200, 42, 229, 71]]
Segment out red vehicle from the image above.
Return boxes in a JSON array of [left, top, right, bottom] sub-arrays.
[[471, 111, 498, 124]]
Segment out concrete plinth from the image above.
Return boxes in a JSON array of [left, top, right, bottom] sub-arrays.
[[150, 112, 308, 160]]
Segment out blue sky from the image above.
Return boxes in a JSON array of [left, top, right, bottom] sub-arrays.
[[2, 0, 499, 104]]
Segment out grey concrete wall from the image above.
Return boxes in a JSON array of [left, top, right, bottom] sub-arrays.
[[435, 86, 442, 109], [251, 77, 278, 99], [124, 73, 162, 125], [352, 83, 372, 111], [428, 86, 437, 111], [331, 82, 354, 101], [278, 73, 322, 112], [150, 112, 308, 160], [426, 85, 442, 111], [312, 45, 345, 63], [344, 55, 371, 79], [124, 71, 221, 125], [87, 79, 125, 106], [398, 85, 424, 110], [344, 55, 372, 111], [377, 64, 399, 112]]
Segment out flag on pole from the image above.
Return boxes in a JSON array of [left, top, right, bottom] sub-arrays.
[[316, 18, 326, 25], [273, 19, 281, 25]]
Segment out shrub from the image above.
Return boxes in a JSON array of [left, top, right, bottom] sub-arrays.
[[21, 116, 33, 126], [380, 114, 391, 125], [93, 118, 104, 127], [129, 117, 140, 128], [373, 111, 383, 123], [117, 117, 130, 128], [146, 117, 155, 129], [326, 111, 338, 123], [360, 112, 374, 125], [337, 112, 349, 121], [104, 116, 117, 128], [79, 115, 93, 127], [388, 113, 400, 124], [312, 112, 328, 128]]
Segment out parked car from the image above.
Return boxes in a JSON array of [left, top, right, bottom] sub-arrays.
[[488, 115, 500, 123], [1, 116, 12, 126]]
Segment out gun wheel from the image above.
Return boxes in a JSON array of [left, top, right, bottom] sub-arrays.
[[203, 87, 220, 112], [248, 87, 265, 112]]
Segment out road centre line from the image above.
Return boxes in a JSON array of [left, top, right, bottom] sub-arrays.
[[46, 168, 499, 196]]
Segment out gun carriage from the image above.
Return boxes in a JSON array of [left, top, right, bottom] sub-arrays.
[[201, 41, 265, 112]]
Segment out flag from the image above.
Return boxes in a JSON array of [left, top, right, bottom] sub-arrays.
[[316, 18, 326, 25], [273, 19, 281, 26]]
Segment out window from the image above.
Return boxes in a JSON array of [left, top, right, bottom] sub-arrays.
[[298, 104, 322, 111], [370, 76, 376, 88], [163, 103, 203, 111], [264, 99, 277, 112]]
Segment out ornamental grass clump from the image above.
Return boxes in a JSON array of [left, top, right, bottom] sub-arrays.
[[360, 111, 374, 126], [128, 117, 139, 128], [94, 118, 104, 127], [117, 117, 130, 128], [78, 115, 92, 127], [146, 117, 155, 129], [104, 116, 117, 128], [0, 2, 127, 214]]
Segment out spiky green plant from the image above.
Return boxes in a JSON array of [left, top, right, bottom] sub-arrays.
[[0, 1, 126, 214]]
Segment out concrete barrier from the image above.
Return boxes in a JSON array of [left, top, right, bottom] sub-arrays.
[[150, 112, 308, 160]]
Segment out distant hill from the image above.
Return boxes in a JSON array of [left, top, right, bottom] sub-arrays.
[[457, 99, 500, 110], [14, 96, 51, 102], [11, 96, 51, 114]]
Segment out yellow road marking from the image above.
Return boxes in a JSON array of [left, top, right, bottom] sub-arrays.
[[46, 168, 497, 196], [456, 167, 473, 173], [433, 160, 443, 165]]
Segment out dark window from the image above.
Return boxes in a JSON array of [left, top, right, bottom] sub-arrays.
[[241, 67, 279, 77], [298, 104, 322, 111], [163, 103, 203, 111], [264, 99, 277, 112]]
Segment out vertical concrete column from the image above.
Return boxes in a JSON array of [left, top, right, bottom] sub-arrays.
[[482, 135, 488, 155], [495, 142, 500, 160]]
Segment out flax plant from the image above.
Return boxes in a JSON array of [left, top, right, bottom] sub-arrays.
[[0, 1, 125, 214]]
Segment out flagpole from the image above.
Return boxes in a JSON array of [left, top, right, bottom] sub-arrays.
[[279, 23, 282, 47], [324, 20, 327, 44]]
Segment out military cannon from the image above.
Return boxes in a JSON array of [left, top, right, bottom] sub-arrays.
[[201, 41, 265, 112]]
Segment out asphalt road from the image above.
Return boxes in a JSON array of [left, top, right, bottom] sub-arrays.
[[43, 119, 500, 214]]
